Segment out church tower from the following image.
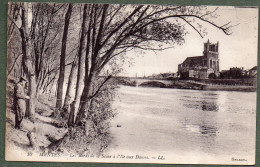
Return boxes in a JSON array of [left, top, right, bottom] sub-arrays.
[[203, 39, 219, 72]]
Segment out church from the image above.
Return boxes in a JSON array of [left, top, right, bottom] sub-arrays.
[[178, 40, 220, 79]]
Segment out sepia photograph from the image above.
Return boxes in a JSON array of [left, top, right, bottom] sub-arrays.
[[5, 2, 258, 165]]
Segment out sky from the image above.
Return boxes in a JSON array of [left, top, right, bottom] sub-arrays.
[[119, 6, 259, 77]]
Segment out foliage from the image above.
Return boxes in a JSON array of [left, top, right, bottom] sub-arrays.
[[53, 81, 117, 155], [88, 81, 117, 127]]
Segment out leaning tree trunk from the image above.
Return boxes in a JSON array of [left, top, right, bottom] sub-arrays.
[[56, 4, 73, 110], [74, 5, 109, 125]]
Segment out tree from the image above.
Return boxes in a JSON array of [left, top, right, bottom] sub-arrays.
[[17, 3, 36, 120], [56, 4, 73, 110], [8, 3, 73, 97], [31, 3, 63, 97], [64, 4, 89, 125], [72, 4, 233, 125]]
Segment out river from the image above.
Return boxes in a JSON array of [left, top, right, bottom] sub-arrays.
[[106, 86, 256, 164]]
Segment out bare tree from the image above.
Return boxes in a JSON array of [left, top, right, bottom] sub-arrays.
[[18, 3, 36, 120], [8, 3, 71, 97], [56, 4, 73, 110], [64, 5, 89, 125], [72, 4, 233, 125]]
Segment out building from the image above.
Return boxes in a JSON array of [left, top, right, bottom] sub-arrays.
[[220, 67, 244, 79], [249, 66, 257, 86], [249, 66, 257, 77], [178, 40, 220, 79], [220, 66, 257, 79]]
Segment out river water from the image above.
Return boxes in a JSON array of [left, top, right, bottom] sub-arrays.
[[106, 86, 256, 164]]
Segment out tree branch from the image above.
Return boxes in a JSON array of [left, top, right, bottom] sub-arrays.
[[8, 53, 23, 76], [200, 7, 219, 17], [88, 75, 112, 99], [7, 14, 21, 30], [100, 5, 143, 48], [179, 16, 203, 38]]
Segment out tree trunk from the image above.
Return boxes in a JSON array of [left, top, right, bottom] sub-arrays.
[[74, 5, 109, 125], [74, 71, 94, 125], [63, 57, 77, 112], [19, 3, 36, 121], [56, 4, 73, 110], [68, 5, 88, 124], [74, 86, 91, 125], [27, 75, 36, 121]]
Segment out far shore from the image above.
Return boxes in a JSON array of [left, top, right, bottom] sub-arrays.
[[202, 84, 256, 92], [115, 79, 257, 92]]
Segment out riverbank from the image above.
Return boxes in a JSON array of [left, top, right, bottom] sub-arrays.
[[6, 78, 109, 160], [202, 84, 256, 92]]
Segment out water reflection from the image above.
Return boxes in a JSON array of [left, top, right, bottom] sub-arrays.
[[181, 123, 218, 136], [183, 101, 219, 112], [200, 125, 217, 136], [180, 92, 219, 112], [201, 101, 218, 112]]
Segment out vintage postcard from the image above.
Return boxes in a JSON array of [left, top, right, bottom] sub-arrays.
[[5, 2, 258, 165]]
